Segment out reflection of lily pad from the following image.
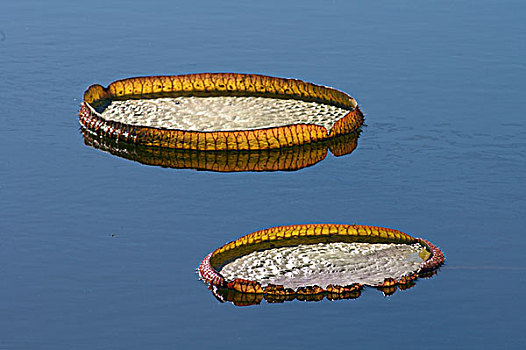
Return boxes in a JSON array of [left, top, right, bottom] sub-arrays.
[[82, 128, 360, 172], [79, 73, 364, 151], [209, 270, 443, 306], [209, 284, 362, 307], [198, 224, 444, 304]]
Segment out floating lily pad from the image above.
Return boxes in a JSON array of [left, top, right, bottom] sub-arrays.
[[198, 224, 444, 304], [80, 73, 364, 151]]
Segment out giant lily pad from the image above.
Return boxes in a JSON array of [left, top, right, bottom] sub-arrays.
[[198, 224, 444, 305], [80, 73, 364, 151]]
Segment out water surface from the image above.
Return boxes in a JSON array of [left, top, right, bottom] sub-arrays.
[[1, 0, 525, 348]]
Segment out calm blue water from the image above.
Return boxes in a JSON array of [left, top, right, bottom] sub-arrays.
[[1, 0, 525, 348]]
